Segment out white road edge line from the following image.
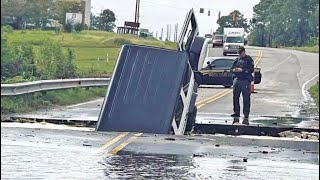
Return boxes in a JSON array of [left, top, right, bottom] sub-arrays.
[[67, 98, 104, 108], [264, 54, 292, 73], [301, 74, 319, 101]]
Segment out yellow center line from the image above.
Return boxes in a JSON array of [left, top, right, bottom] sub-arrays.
[[255, 51, 263, 66], [197, 89, 233, 109], [195, 89, 230, 106], [196, 50, 263, 109], [97, 132, 129, 151], [109, 133, 143, 155]]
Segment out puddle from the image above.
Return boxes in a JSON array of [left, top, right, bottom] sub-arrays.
[[102, 154, 193, 179], [101, 153, 319, 180], [253, 116, 309, 127]]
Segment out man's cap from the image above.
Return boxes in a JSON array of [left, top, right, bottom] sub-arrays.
[[238, 46, 245, 53]]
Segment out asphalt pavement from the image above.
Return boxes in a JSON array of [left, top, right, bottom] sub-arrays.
[[197, 46, 319, 128]]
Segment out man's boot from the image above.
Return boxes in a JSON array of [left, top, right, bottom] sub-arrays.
[[242, 116, 249, 125]]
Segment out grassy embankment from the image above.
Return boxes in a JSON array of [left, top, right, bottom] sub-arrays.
[[308, 83, 319, 108], [287, 46, 319, 53], [286, 46, 319, 107]]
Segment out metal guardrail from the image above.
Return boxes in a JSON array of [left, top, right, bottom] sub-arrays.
[[1, 78, 110, 96]]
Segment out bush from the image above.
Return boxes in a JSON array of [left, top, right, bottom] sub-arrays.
[[306, 37, 319, 46], [1, 25, 14, 34], [1, 38, 36, 80], [36, 42, 77, 79], [74, 23, 85, 32], [1, 76, 39, 84], [64, 21, 85, 33], [64, 21, 73, 33]]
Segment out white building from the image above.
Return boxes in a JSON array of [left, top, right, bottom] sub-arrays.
[[60, 0, 91, 27]]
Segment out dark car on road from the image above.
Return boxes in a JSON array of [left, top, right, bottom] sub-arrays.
[[195, 57, 262, 88], [212, 34, 223, 48]]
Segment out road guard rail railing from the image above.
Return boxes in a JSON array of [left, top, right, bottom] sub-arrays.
[[1, 78, 110, 96]]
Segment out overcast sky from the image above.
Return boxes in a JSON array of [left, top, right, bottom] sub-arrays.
[[91, 0, 260, 39]]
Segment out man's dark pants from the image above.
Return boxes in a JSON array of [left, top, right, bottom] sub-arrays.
[[233, 79, 251, 117]]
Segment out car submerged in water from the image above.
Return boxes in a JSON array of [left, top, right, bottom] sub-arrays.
[[195, 56, 262, 88]]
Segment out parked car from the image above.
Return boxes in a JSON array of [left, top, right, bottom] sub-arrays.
[[195, 57, 262, 88]]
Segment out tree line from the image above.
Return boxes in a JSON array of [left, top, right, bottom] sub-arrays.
[[214, 0, 318, 47], [249, 0, 319, 47], [1, 0, 116, 32]]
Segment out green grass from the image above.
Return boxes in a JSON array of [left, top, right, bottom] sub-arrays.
[[308, 83, 319, 107], [7, 30, 176, 48], [6, 30, 176, 76], [1, 87, 107, 114], [66, 47, 119, 76], [288, 46, 319, 53]]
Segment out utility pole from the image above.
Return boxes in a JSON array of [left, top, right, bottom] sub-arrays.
[[161, 28, 163, 40], [169, 25, 171, 41], [135, 0, 140, 23], [176, 23, 178, 42], [166, 24, 169, 41], [174, 23, 178, 42]]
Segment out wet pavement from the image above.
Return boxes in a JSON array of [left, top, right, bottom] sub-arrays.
[[1, 123, 319, 179]]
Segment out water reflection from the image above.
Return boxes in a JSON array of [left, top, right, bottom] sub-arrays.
[[102, 153, 194, 179]]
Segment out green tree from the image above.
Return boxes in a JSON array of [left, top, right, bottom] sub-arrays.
[[1, 0, 30, 29], [249, 0, 319, 47], [27, 0, 54, 29], [1, 0, 54, 29], [52, 1, 82, 25], [98, 9, 116, 31], [215, 10, 249, 34], [90, 13, 100, 30]]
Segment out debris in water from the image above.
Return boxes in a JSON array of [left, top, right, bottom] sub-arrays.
[[192, 154, 204, 157], [165, 137, 175, 141]]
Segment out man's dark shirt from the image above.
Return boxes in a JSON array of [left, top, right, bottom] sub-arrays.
[[231, 55, 254, 81]]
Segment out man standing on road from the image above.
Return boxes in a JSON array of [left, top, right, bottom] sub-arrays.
[[230, 47, 254, 125]]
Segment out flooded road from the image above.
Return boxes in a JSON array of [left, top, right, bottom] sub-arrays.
[[1, 123, 319, 179]]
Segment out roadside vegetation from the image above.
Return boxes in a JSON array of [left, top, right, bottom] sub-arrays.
[[287, 46, 319, 54], [1, 0, 176, 114], [1, 27, 176, 83], [247, 0, 319, 48], [1, 28, 175, 113], [1, 87, 107, 114], [214, 1, 318, 53], [308, 83, 319, 108]]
